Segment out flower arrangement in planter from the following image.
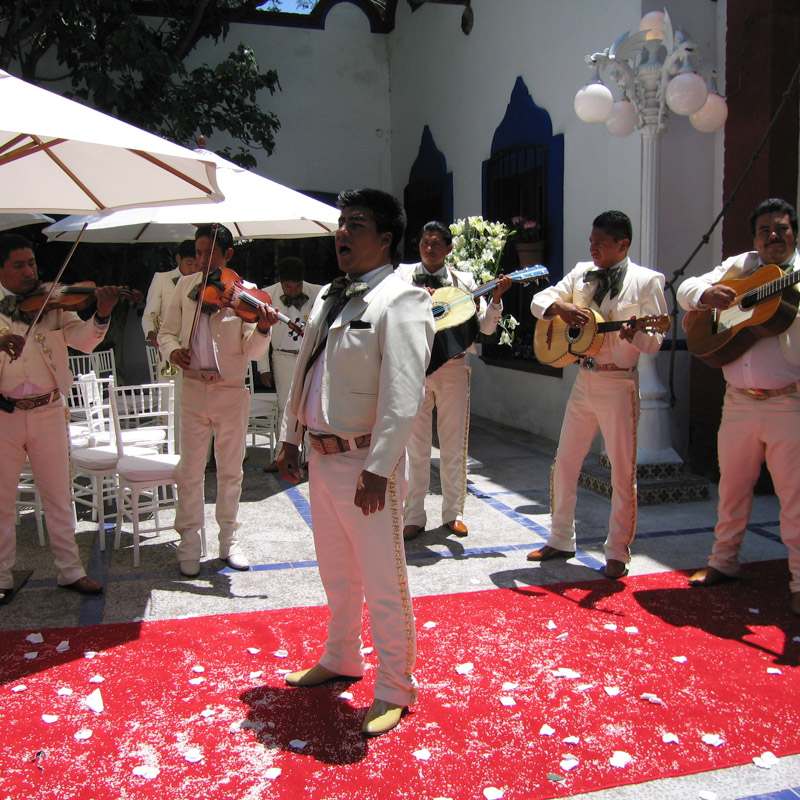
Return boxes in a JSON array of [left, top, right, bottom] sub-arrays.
[[510, 216, 541, 243], [446, 216, 519, 346]]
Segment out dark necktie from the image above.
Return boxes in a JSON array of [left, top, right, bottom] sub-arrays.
[[413, 272, 449, 289], [583, 264, 627, 306]]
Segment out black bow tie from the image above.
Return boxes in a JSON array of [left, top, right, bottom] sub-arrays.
[[282, 292, 309, 309], [322, 277, 370, 327], [583, 264, 627, 305], [0, 295, 25, 322], [413, 272, 449, 289]]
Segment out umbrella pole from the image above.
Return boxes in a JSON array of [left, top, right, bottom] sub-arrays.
[[22, 223, 88, 341]]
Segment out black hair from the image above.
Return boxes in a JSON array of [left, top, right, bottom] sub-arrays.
[[749, 198, 798, 237], [336, 188, 407, 260], [177, 239, 197, 259], [277, 256, 305, 283], [419, 221, 453, 246], [592, 210, 633, 243], [0, 234, 33, 267], [194, 223, 234, 253]]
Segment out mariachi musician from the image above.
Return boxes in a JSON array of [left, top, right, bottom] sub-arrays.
[[157, 224, 275, 578], [529, 210, 666, 579], [395, 220, 511, 540], [677, 197, 800, 616], [0, 233, 124, 601]]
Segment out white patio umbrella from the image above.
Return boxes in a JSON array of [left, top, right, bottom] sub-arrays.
[[43, 150, 339, 242], [0, 213, 54, 231], [0, 69, 223, 214]]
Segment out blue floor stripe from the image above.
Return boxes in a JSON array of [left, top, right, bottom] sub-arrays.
[[737, 788, 800, 800]]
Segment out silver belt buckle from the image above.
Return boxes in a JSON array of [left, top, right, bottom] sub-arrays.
[[742, 388, 769, 400], [15, 398, 35, 410], [581, 357, 596, 371]]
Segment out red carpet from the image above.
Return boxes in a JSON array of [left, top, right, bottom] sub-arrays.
[[2, 560, 800, 800]]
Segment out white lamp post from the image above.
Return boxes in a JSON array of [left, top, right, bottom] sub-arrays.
[[574, 8, 727, 467]]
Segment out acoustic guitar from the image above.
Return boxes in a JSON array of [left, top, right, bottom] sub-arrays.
[[533, 308, 670, 368], [427, 264, 549, 375], [684, 263, 800, 367]]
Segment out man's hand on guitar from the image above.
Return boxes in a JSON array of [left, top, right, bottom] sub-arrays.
[[551, 301, 592, 327], [619, 315, 637, 342], [492, 274, 513, 303], [700, 284, 736, 310]]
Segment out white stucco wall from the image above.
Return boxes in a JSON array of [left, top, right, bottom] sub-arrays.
[[191, 2, 393, 195], [387, 0, 724, 454]]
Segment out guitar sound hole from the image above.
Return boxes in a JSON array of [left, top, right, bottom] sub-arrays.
[[567, 326, 581, 342], [740, 294, 756, 310]]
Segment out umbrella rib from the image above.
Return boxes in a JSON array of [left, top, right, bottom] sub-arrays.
[[131, 151, 214, 194], [23, 135, 107, 210], [0, 133, 31, 157], [0, 136, 68, 165]]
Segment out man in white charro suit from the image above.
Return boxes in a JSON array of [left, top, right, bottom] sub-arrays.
[[529, 210, 666, 578], [677, 197, 800, 616], [278, 189, 434, 737], [396, 221, 511, 540], [141, 239, 199, 348], [0, 234, 123, 600], [158, 224, 275, 578]]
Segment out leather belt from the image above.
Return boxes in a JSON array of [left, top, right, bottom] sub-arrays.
[[309, 432, 371, 455], [730, 382, 799, 400], [183, 368, 221, 384], [580, 358, 636, 372], [11, 388, 61, 410]]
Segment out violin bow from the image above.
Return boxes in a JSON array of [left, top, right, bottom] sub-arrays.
[[186, 222, 220, 354], [22, 223, 88, 343]]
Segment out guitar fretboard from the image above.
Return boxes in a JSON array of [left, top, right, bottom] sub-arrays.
[[741, 268, 800, 309]]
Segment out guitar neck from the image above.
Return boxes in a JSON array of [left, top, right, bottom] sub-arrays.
[[741, 268, 800, 308], [597, 320, 627, 333]]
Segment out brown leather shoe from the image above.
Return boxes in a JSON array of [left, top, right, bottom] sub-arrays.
[[527, 545, 574, 562], [285, 663, 360, 687], [403, 524, 422, 541], [688, 566, 734, 587], [446, 520, 468, 536], [362, 699, 405, 736], [604, 559, 629, 579], [60, 576, 103, 595], [790, 592, 800, 617]]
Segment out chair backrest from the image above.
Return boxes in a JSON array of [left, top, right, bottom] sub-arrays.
[[92, 348, 117, 381], [67, 371, 94, 420], [145, 346, 160, 383], [245, 361, 255, 395], [110, 383, 175, 456], [68, 353, 94, 378], [76, 373, 115, 436]]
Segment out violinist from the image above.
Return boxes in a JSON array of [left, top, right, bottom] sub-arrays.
[[0, 234, 123, 602], [157, 223, 276, 578]]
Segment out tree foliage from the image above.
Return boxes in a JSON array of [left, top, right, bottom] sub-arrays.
[[0, 1, 281, 167]]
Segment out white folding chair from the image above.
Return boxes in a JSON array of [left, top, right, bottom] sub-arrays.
[[245, 362, 279, 457], [111, 382, 204, 567], [70, 375, 159, 549]]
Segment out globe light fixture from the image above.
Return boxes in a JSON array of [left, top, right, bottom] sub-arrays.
[[638, 10, 666, 40], [603, 99, 638, 137], [574, 82, 614, 123], [665, 69, 709, 115], [690, 92, 729, 132]]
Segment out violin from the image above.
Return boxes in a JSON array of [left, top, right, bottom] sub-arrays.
[[18, 281, 144, 319], [201, 266, 305, 336]]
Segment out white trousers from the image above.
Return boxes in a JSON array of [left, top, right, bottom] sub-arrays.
[[271, 349, 298, 432], [404, 359, 470, 528], [709, 388, 800, 593], [547, 369, 639, 563], [174, 378, 249, 563], [308, 447, 417, 707], [0, 402, 86, 588]]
